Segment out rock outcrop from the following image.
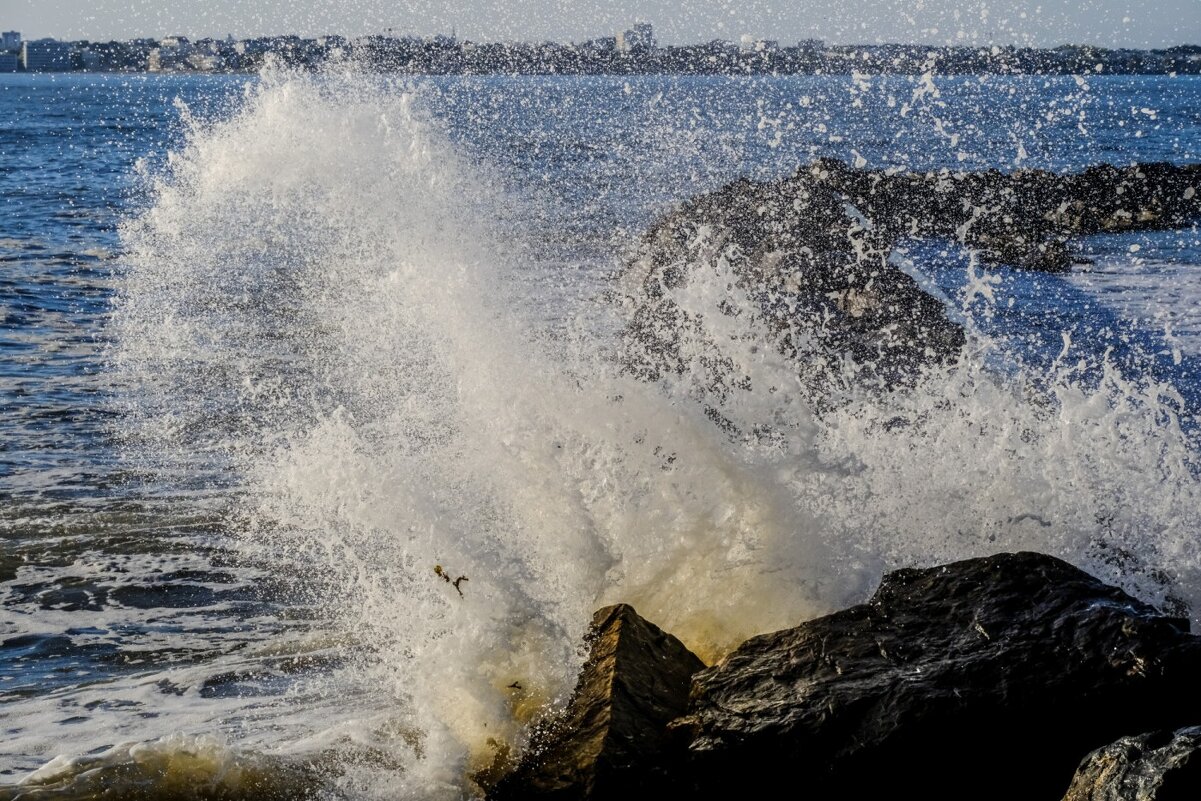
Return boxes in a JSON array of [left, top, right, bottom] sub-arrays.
[[618, 160, 1201, 399], [490, 554, 1201, 801], [672, 552, 1201, 801], [808, 159, 1201, 272], [487, 604, 704, 801], [1063, 727, 1201, 801], [618, 163, 967, 397]]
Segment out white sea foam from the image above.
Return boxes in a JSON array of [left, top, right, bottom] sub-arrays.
[[1070, 250, 1201, 357], [10, 734, 319, 800], [92, 67, 1201, 798]]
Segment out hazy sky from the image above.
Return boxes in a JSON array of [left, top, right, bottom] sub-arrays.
[[2, 0, 1198, 47]]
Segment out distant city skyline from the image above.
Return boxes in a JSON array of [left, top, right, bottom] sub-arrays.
[[2, 0, 1198, 48]]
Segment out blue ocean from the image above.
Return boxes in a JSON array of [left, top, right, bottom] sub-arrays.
[[1, 69, 1199, 799]]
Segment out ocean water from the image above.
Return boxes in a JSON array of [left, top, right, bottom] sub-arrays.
[[1, 68, 1199, 799]]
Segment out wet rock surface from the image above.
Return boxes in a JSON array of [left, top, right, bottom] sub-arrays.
[[812, 159, 1201, 272], [618, 160, 1201, 398], [673, 552, 1201, 801], [491, 554, 1201, 801], [618, 163, 967, 398], [487, 604, 704, 801], [1063, 727, 1201, 801]]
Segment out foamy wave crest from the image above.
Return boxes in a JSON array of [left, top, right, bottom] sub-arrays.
[[8, 735, 318, 801], [109, 67, 1201, 797], [111, 68, 838, 796], [643, 224, 1201, 612]]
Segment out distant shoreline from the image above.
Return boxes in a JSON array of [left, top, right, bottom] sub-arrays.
[[2, 31, 1198, 77]]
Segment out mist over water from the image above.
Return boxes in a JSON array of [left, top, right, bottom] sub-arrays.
[[3, 65, 1200, 798]]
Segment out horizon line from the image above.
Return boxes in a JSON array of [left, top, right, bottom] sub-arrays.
[[6, 30, 1201, 52]]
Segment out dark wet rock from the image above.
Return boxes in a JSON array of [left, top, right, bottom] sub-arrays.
[[618, 165, 967, 400], [1063, 727, 1201, 801], [671, 551, 1201, 801], [487, 604, 704, 801], [618, 160, 1200, 400], [816, 159, 1201, 272]]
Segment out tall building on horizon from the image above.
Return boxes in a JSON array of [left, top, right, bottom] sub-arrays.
[[21, 39, 74, 72], [1, 31, 21, 52], [616, 22, 655, 53]]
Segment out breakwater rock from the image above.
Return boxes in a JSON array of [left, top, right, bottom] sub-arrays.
[[618, 160, 1201, 398], [491, 552, 1201, 801], [803, 159, 1201, 272], [1063, 727, 1201, 801], [487, 604, 704, 800]]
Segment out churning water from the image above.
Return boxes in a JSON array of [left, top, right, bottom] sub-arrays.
[[2, 67, 1200, 798]]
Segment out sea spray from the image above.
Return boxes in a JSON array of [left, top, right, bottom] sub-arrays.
[[10, 735, 320, 801], [106, 68, 1201, 797], [108, 68, 831, 796]]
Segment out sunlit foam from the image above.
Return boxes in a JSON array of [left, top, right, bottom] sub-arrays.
[[103, 67, 1201, 797]]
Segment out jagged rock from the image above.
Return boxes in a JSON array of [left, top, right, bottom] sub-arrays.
[[672, 552, 1201, 801], [1063, 727, 1201, 801], [487, 604, 704, 801], [618, 165, 966, 400], [618, 160, 1200, 402]]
